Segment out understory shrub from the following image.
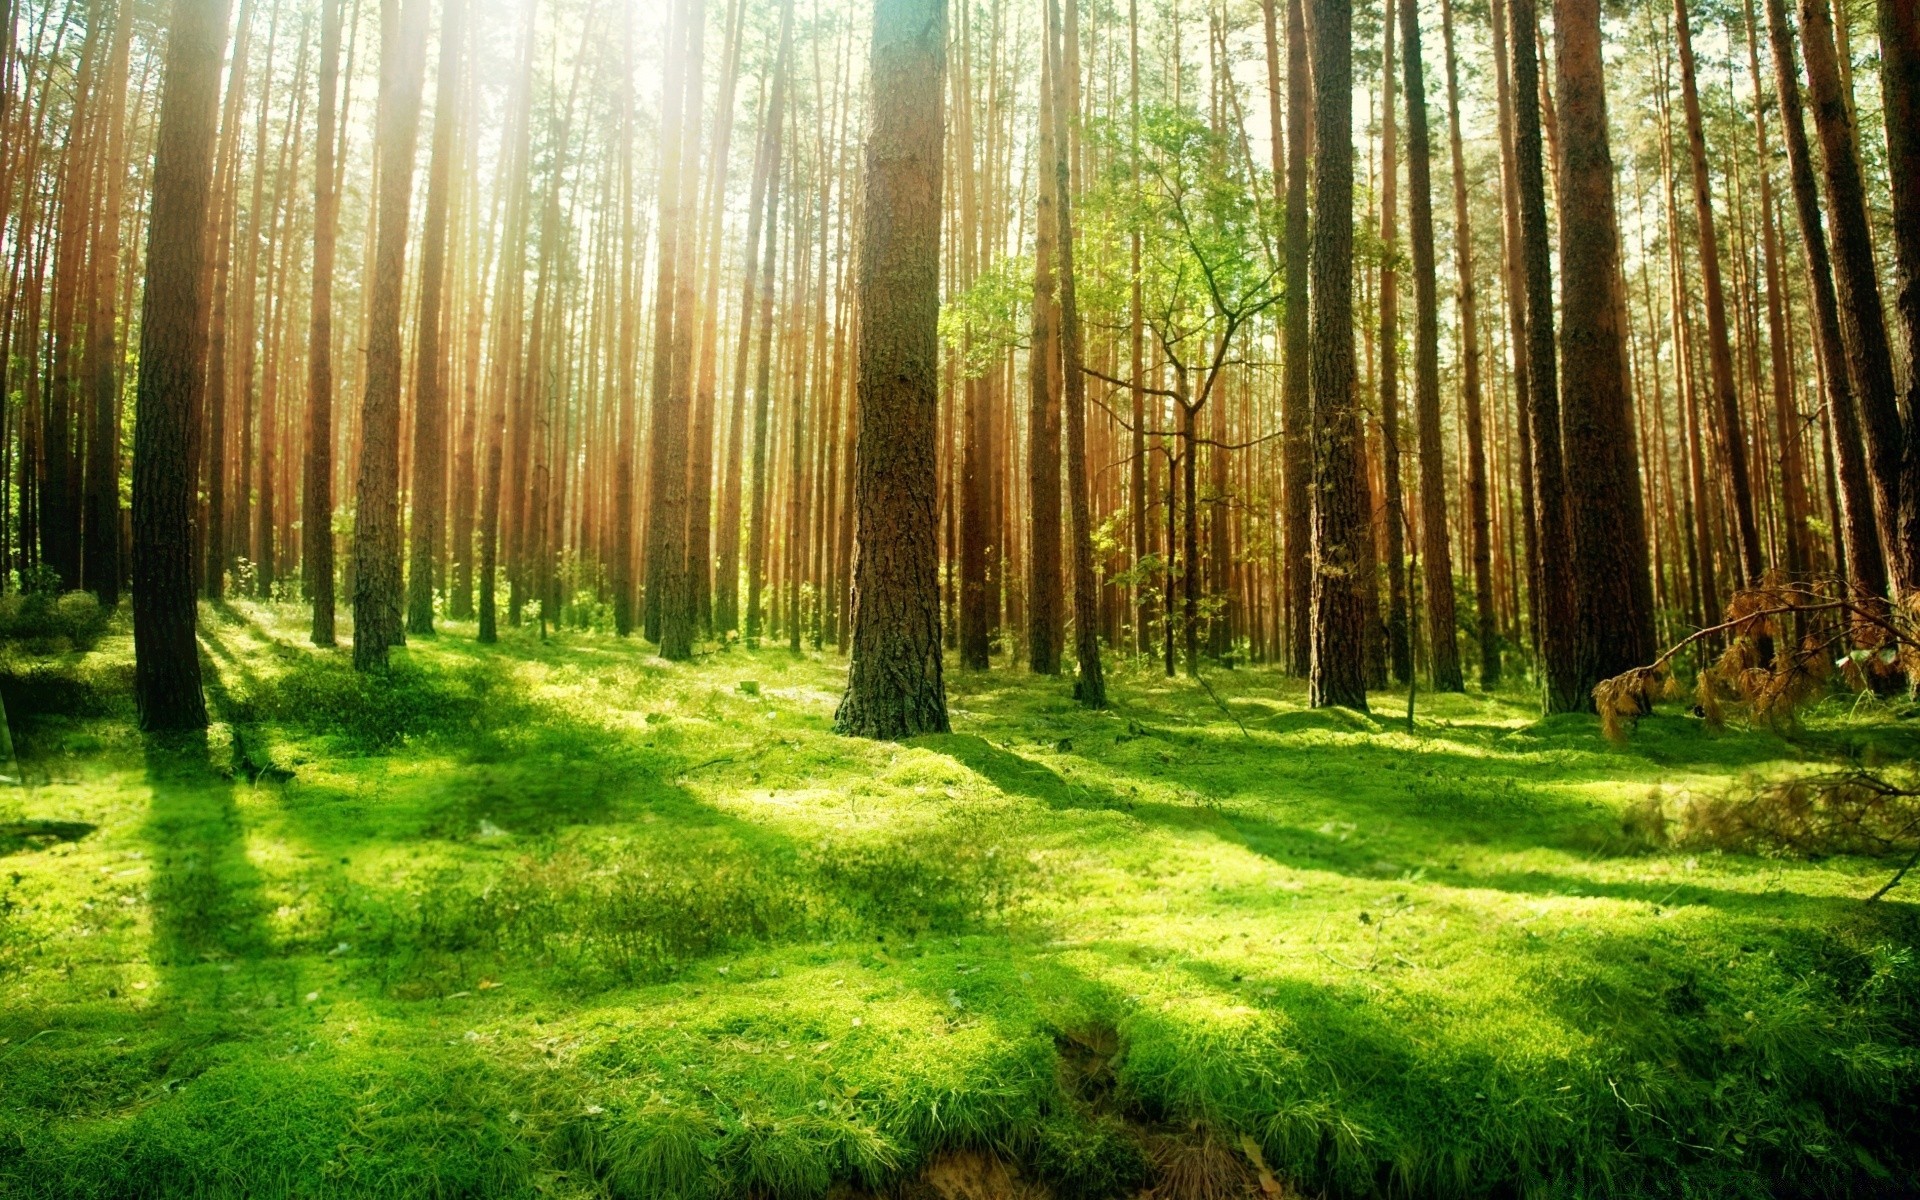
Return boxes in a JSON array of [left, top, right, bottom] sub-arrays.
[[0, 589, 108, 653]]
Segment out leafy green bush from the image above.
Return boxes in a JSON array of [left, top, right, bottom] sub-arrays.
[[0, 588, 109, 653]]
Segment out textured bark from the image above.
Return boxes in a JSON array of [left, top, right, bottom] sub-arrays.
[[836, 0, 950, 740], [350, 0, 428, 671], [1441, 0, 1497, 686], [1557, 0, 1655, 688], [1306, 0, 1367, 711], [1882, 0, 1920, 584], [1509, 0, 1580, 713], [1765, 0, 1887, 602], [1399, 0, 1462, 692], [1799, 0, 1907, 590], [133, 0, 232, 730], [406, 0, 464, 636], [612, 8, 643, 637], [1027, 18, 1062, 677]]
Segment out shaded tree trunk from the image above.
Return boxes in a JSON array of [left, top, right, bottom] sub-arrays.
[[1510, 0, 1581, 712], [133, 0, 234, 730]]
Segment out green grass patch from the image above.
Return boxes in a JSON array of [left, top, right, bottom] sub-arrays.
[[0, 602, 1914, 1197]]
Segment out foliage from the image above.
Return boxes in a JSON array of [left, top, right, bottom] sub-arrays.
[[0, 589, 110, 654], [939, 252, 1034, 379], [1076, 104, 1282, 378]]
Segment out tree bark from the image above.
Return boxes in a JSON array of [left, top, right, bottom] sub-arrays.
[[837, 0, 950, 740], [1510, 0, 1581, 712], [1881, 0, 1920, 584], [351, 0, 428, 670], [1799, 0, 1907, 590], [1306, 0, 1367, 710], [1399, 0, 1463, 692], [1441, 0, 1498, 686], [133, 0, 233, 730], [1558, 0, 1655, 687], [1377, 0, 1411, 687], [406, 0, 464, 635]]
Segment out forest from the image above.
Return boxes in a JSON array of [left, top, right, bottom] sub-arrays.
[[0, 0, 1917, 1191]]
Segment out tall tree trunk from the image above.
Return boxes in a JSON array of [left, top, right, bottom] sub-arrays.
[[1558, 0, 1655, 687], [1307, 0, 1367, 710], [351, 0, 428, 671], [1490, 0, 1539, 657], [1510, 0, 1580, 712], [406, 0, 464, 635], [1377, 0, 1411, 686], [83, 0, 133, 606], [1442, 0, 1498, 686], [1281, 0, 1311, 677], [1799, 0, 1907, 589], [1027, 5, 1062, 678], [1399, 0, 1463, 692], [1050, 0, 1104, 698], [133, 0, 233, 730], [838, 0, 949, 738], [1881, 0, 1920, 581], [1674, 0, 1764, 585], [305, 0, 339, 642], [1765, 0, 1887, 603], [1744, 0, 1810, 576]]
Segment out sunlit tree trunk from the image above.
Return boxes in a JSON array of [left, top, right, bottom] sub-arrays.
[[351, 0, 428, 671], [837, 0, 950, 739]]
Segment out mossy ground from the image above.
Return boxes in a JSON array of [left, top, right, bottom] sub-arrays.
[[0, 603, 1916, 1198]]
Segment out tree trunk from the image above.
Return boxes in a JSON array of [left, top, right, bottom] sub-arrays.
[[1881, 0, 1920, 582], [1307, 0, 1367, 710], [1765, 0, 1888, 603], [1027, 13, 1062, 678], [1558, 0, 1655, 687], [1281, 0, 1311, 677], [133, 0, 233, 730], [406, 0, 464, 635], [1798, 0, 1908, 589], [1377, 0, 1411, 687], [1674, 0, 1764, 585], [1441, 0, 1498, 687], [836, 0, 950, 740], [83, 0, 133, 606], [1399, 0, 1463, 692], [350, 0, 428, 671], [1510, 0, 1581, 712]]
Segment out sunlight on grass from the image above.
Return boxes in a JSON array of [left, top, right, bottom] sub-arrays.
[[0, 603, 1914, 1197]]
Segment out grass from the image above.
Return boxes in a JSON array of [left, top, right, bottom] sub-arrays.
[[0, 602, 1915, 1198]]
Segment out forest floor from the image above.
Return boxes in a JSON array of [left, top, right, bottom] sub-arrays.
[[0, 604, 1916, 1199]]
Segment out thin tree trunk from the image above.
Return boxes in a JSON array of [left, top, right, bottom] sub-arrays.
[[406, 0, 464, 635], [1399, 0, 1462, 691], [1442, 0, 1497, 686]]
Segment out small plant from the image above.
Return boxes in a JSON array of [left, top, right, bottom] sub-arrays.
[[0, 588, 110, 653]]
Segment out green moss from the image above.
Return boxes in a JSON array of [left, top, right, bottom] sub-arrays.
[[0, 601, 1913, 1197]]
